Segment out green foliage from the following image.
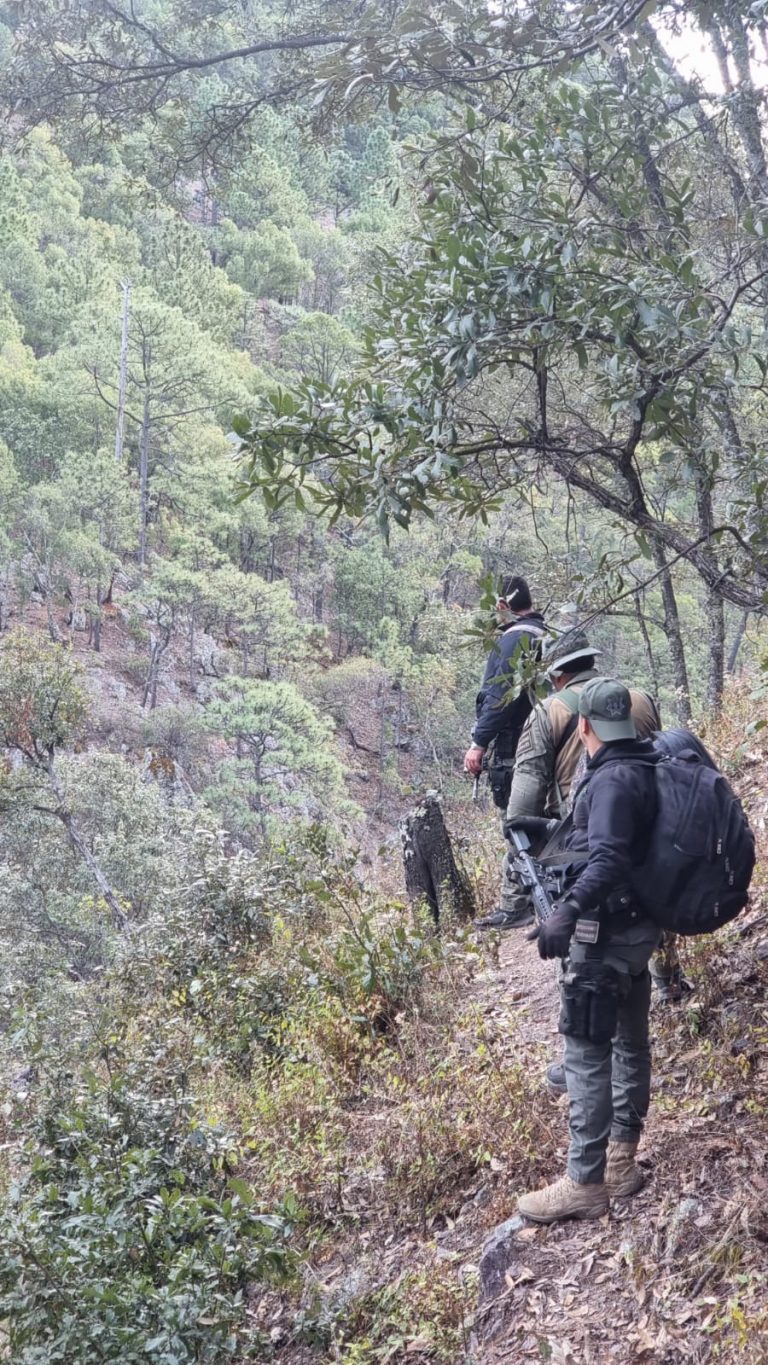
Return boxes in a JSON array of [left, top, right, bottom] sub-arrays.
[[0, 753, 199, 990], [17, 448, 135, 624], [0, 629, 86, 761], [204, 676, 347, 838], [310, 1263, 472, 1361], [280, 309, 357, 385], [218, 219, 313, 301], [0, 1059, 293, 1363]]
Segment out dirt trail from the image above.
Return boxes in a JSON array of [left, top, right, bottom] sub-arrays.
[[470, 921, 768, 1364]]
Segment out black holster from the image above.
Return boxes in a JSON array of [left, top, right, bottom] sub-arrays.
[[486, 730, 520, 811], [558, 961, 621, 1044], [487, 764, 513, 811]]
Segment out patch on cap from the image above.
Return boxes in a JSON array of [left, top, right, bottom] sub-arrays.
[[578, 676, 637, 741]]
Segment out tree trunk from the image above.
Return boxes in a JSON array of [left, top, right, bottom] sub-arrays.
[[92, 581, 102, 653], [727, 610, 749, 674], [401, 793, 477, 925], [45, 763, 127, 930], [57, 811, 128, 930], [650, 537, 691, 723], [632, 594, 660, 703], [114, 279, 131, 463], [706, 590, 725, 713], [252, 752, 267, 838], [45, 590, 60, 643], [142, 620, 173, 709], [693, 457, 725, 713], [138, 391, 151, 568], [188, 607, 196, 690]]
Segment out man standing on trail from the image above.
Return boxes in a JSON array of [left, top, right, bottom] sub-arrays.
[[463, 576, 546, 925], [499, 628, 683, 1090], [476, 626, 658, 932], [506, 627, 659, 828], [516, 678, 661, 1224]]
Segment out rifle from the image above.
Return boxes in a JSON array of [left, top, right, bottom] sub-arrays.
[[505, 827, 556, 925], [471, 750, 490, 802], [506, 826, 592, 935]]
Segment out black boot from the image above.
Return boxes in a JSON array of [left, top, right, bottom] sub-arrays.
[[546, 1062, 567, 1095], [474, 905, 535, 931]]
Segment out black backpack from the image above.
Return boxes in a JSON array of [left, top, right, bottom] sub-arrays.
[[629, 731, 755, 936]]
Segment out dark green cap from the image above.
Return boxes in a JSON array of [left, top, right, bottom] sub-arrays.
[[578, 676, 636, 741]]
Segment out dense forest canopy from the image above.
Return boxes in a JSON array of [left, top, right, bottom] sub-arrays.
[[0, 1, 767, 1361], [8, 1, 765, 706]]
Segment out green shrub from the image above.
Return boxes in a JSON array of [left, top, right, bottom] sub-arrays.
[[0, 1063, 293, 1363]]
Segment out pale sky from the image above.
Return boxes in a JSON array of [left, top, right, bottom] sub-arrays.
[[659, 15, 768, 93]]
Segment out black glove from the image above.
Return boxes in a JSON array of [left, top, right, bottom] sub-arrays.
[[505, 815, 560, 842], [527, 897, 580, 960]]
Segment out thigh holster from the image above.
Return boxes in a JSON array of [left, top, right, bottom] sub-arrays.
[[559, 962, 622, 1044]]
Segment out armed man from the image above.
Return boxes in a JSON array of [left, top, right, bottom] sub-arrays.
[[463, 576, 546, 920], [506, 626, 659, 829], [476, 626, 658, 932], [499, 626, 684, 1088], [516, 677, 663, 1224]]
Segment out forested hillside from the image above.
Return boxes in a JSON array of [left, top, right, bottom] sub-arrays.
[[0, 1, 767, 1361]]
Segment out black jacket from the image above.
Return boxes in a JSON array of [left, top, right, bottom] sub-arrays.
[[473, 611, 547, 750], [566, 740, 659, 914]]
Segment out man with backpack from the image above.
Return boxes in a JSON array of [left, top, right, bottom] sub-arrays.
[[516, 677, 754, 1224], [498, 627, 686, 1070], [517, 677, 666, 1223], [464, 576, 546, 923], [506, 628, 659, 828], [476, 627, 658, 931]]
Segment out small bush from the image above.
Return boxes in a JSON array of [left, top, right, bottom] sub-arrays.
[[0, 1061, 293, 1364]]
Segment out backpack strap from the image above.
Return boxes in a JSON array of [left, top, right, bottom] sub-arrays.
[[554, 711, 579, 758], [550, 692, 581, 814], [556, 686, 581, 714], [645, 692, 662, 731]]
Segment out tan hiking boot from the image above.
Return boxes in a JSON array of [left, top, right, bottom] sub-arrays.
[[518, 1174, 609, 1224], [605, 1141, 646, 1198]]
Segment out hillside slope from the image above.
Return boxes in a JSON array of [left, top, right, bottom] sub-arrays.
[[258, 716, 768, 1364]]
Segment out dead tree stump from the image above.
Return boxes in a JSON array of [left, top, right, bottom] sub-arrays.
[[401, 791, 477, 925]]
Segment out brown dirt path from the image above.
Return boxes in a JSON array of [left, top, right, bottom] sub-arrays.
[[470, 919, 768, 1365]]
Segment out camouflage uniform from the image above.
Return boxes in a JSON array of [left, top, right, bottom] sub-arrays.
[[649, 929, 683, 997], [507, 672, 660, 822]]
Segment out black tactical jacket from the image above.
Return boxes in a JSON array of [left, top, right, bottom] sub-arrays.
[[566, 739, 660, 914], [473, 611, 547, 751]]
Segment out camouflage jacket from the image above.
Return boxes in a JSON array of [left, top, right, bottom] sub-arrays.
[[505, 670, 660, 822]]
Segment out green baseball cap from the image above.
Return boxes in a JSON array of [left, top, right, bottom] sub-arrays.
[[578, 676, 637, 741]]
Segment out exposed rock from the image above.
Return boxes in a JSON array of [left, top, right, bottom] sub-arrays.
[[306, 1261, 377, 1334], [459, 1184, 492, 1220], [664, 1197, 702, 1261], [478, 1214, 526, 1302], [194, 630, 225, 677]]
